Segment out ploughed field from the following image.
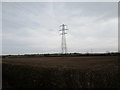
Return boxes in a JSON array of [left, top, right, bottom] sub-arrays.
[[2, 56, 119, 88]]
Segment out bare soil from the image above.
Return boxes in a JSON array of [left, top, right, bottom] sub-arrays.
[[3, 56, 118, 71]]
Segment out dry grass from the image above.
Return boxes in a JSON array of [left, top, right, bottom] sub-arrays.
[[2, 56, 119, 88]]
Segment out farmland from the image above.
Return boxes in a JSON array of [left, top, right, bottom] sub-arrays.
[[2, 56, 119, 89]]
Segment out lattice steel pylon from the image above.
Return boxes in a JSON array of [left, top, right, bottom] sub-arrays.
[[59, 24, 68, 54]]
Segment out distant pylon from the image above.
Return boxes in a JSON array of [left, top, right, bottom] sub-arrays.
[[59, 24, 68, 54]]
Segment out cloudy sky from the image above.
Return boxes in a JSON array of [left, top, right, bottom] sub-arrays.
[[2, 2, 118, 55]]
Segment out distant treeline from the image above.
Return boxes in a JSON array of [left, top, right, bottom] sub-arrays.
[[2, 52, 119, 58]]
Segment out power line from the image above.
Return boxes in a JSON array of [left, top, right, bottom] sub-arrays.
[[59, 24, 68, 54]]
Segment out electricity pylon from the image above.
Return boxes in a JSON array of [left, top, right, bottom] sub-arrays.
[[59, 24, 68, 54]]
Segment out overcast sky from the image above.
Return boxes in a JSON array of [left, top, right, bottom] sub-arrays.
[[2, 2, 118, 55]]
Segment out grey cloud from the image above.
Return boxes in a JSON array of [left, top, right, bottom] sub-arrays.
[[65, 2, 117, 18], [2, 2, 118, 55]]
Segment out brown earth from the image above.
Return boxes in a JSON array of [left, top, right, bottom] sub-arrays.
[[2, 56, 118, 71]]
